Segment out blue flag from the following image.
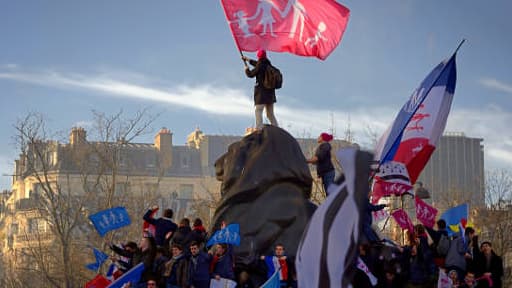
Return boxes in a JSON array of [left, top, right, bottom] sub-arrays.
[[107, 262, 144, 288], [89, 207, 131, 237], [261, 267, 281, 288], [440, 203, 468, 235], [206, 223, 241, 247], [85, 247, 109, 271]]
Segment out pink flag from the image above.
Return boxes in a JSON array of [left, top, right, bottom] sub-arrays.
[[414, 196, 438, 228], [371, 161, 412, 203], [437, 268, 452, 288], [220, 0, 350, 60], [391, 209, 414, 232]]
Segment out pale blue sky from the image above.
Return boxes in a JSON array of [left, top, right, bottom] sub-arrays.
[[1, 1, 511, 190]]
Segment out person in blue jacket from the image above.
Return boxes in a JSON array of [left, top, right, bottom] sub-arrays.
[[189, 241, 212, 288]]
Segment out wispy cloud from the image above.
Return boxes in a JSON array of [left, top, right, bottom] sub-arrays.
[[1, 69, 511, 169], [0, 71, 253, 116], [479, 78, 512, 94], [0, 69, 392, 136]]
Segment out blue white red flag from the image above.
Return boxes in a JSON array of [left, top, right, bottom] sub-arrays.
[[85, 274, 111, 288], [260, 267, 281, 288], [85, 247, 109, 271], [374, 54, 457, 184], [206, 223, 241, 247], [89, 207, 131, 237], [107, 262, 144, 288]]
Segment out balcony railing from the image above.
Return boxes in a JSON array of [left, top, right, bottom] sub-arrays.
[[15, 232, 54, 242]]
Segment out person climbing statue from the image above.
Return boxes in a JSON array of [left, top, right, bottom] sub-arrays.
[[307, 132, 335, 194]]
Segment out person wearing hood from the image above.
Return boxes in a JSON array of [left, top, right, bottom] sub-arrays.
[[307, 132, 335, 194], [242, 49, 279, 130]]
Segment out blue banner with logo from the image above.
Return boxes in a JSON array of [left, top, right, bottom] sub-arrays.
[[89, 206, 131, 237], [206, 223, 241, 247]]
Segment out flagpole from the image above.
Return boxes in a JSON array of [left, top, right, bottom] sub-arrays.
[[453, 39, 466, 56]]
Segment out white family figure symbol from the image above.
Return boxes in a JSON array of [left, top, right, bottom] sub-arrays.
[[231, 10, 255, 38], [419, 206, 433, 221], [280, 0, 307, 41], [252, 0, 280, 37], [305, 22, 327, 47], [229, 0, 332, 46]]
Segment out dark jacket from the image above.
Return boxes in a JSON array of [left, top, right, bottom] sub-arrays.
[[172, 225, 192, 248], [210, 253, 235, 280], [363, 202, 386, 242], [164, 254, 190, 286], [143, 209, 178, 246], [314, 142, 334, 177], [134, 247, 157, 284], [188, 226, 208, 249], [190, 251, 212, 282], [474, 251, 504, 288], [108, 244, 135, 272], [403, 245, 429, 285], [245, 58, 276, 105]]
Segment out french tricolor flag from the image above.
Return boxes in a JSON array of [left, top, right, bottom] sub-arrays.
[[374, 52, 458, 184]]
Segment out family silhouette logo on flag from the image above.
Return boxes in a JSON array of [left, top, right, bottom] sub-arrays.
[[89, 207, 131, 237], [221, 0, 350, 60]]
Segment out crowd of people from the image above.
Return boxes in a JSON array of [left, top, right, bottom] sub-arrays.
[[106, 206, 296, 288], [105, 205, 504, 288], [354, 219, 504, 288]]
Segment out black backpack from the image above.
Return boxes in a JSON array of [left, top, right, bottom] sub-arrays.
[[263, 64, 283, 89], [436, 234, 450, 256]]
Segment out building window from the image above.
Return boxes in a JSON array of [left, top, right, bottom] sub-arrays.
[[145, 183, 159, 194], [10, 223, 19, 235], [28, 218, 46, 233], [115, 183, 130, 196], [179, 184, 193, 199], [146, 155, 156, 168], [181, 155, 190, 169]]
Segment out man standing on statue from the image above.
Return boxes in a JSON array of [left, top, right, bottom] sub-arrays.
[[242, 49, 279, 130]]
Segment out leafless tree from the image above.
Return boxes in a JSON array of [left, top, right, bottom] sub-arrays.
[[10, 112, 90, 287], [4, 109, 159, 287], [478, 169, 512, 286]]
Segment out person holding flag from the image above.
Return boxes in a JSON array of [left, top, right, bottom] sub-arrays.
[[260, 243, 296, 288], [242, 49, 279, 130]]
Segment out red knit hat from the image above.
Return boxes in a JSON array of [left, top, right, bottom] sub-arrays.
[[320, 132, 333, 142], [257, 49, 267, 59]]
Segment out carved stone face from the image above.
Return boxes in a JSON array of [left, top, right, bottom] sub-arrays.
[[212, 126, 315, 266]]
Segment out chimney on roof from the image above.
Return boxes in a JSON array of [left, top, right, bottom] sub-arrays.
[[70, 127, 87, 146], [155, 128, 172, 169]]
